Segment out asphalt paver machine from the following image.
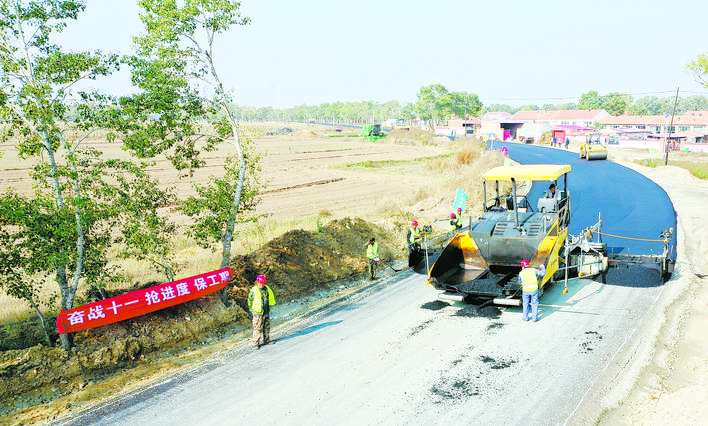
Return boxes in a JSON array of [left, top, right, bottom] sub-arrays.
[[426, 164, 609, 305]]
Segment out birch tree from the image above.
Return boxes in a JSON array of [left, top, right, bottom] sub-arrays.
[[0, 0, 173, 350], [128, 0, 261, 302]]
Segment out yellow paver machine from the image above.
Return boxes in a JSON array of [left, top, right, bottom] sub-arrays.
[[426, 164, 608, 305]]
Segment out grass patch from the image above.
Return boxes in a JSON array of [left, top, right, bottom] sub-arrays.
[[0, 314, 57, 350], [689, 167, 708, 179], [327, 134, 359, 138], [636, 158, 708, 180], [333, 153, 454, 171], [636, 158, 663, 168]]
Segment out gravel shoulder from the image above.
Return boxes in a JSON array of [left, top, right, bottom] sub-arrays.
[[596, 156, 708, 423]]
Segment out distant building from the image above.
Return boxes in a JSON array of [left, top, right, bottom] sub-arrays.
[[598, 111, 708, 144], [508, 110, 609, 128], [475, 110, 607, 141], [482, 111, 512, 121]]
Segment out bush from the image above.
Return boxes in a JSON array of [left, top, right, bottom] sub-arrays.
[[0, 315, 57, 350]]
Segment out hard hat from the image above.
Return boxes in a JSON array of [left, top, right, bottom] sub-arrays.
[[450, 213, 456, 219], [256, 275, 266, 284], [412, 220, 418, 227], [520, 259, 530, 268]]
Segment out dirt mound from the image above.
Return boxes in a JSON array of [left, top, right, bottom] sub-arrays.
[[228, 217, 397, 303]]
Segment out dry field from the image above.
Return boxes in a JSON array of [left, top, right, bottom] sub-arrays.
[[0, 123, 500, 320]]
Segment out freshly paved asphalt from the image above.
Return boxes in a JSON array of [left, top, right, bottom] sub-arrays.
[[491, 141, 677, 258], [58, 143, 678, 426]]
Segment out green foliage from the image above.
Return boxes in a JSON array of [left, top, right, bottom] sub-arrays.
[[686, 52, 708, 88], [636, 158, 662, 168], [0, 1, 181, 350], [109, 162, 180, 282], [334, 154, 454, 171], [629, 95, 708, 116], [0, 315, 58, 350], [131, 0, 265, 275], [578, 91, 631, 115], [689, 167, 708, 180], [178, 154, 263, 249], [635, 158, 708, 180], [413, 84, 483, 124]]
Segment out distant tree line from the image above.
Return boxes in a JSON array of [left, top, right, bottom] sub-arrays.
[[230, 84, 482, 124], [232, 90, 708, 123]]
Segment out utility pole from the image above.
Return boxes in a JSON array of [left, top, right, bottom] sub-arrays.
[[665, 87, 680, 166]]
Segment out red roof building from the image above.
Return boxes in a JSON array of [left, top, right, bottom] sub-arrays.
[[508, 110, 609, 128], [598, 111, 708, 134]]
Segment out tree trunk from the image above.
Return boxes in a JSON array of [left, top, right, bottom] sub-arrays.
[[219, 158, 248, 304], [162, 257, 176, 283], [60, 333, 73, 352], [33, 306, 53, 347], [27, 297, 53, 347]]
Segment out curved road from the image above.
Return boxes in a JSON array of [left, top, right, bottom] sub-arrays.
[[62, 144, 677, 425], [494, 141, 677, 257]]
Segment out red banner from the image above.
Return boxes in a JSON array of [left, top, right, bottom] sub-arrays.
[[56, 267, 234, 334]]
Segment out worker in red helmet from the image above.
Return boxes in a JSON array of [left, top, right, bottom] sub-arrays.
[[248, 274, 277, 349], [407, 220, 423, 265], [519, 260, 546, 322], [450, 211, 462, 230]]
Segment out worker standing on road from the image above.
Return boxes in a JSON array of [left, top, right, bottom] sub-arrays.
[[248, 274, 277, 349], [565, 137, 570, 149], [407, 220, 423, 255], [519, 260, 546, 322], [365, 237, 380, 280], [407, 220, 424, 267]]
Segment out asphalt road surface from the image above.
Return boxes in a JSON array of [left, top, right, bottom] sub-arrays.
[[62, 144, 676, 425], [492, 141, 677, 257]]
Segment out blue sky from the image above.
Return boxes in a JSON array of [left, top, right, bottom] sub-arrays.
[[57, 0, 708, 108]]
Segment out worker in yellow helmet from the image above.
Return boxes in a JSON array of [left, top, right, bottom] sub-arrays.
[[248, 274, 277, 349], [519, 260, 546, 322]]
